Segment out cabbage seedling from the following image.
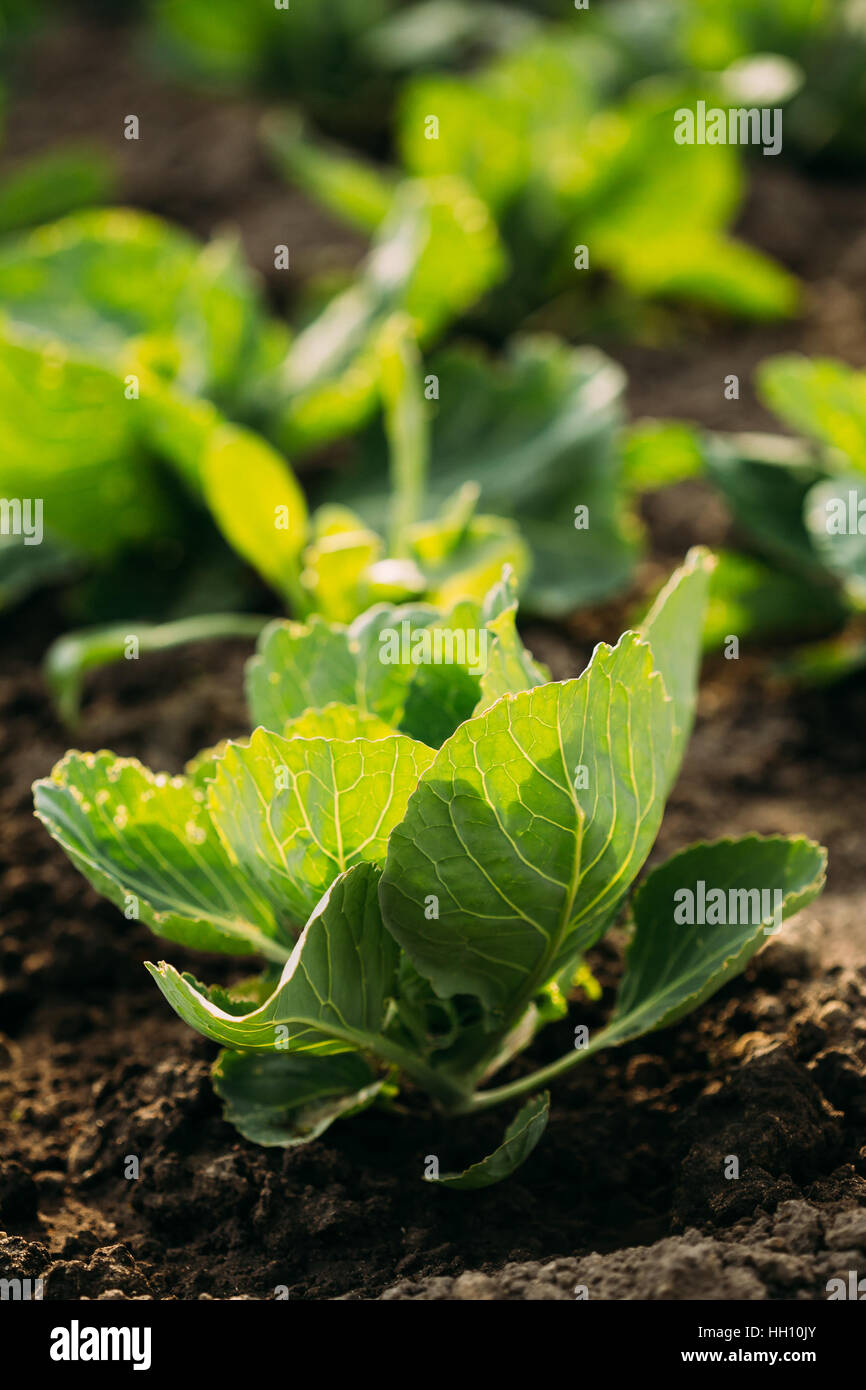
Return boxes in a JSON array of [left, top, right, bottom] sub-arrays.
[[34, 550, 826, 1185]]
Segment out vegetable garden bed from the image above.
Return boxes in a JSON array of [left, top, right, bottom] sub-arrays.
[[2, 7, 866, 1306], [3, 577, 865, 1299]]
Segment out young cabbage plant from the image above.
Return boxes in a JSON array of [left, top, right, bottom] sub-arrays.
[[264, 31, 798, 334], [638, 353, 866, 684], [0, 187, 502, 625], [325, 333, 637, 618], [721, 355, 866, 678], [0, 200, 640, 668], [43, 313, 527, 723], [34, 548, 827, 1186]]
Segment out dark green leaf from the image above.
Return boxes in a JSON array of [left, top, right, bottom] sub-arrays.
[[344, 336, 637, 615], [604, 835, 827, 1048], [702, 430, 827, 571], [428, 1091, 549, 1189], [0, 147, 116, 234], [0, 534, 78, 611], [213, 1049, 385, 1147], [246, 600, 492, 745], [804, 476, 866, 606], [704, 549, 846, 650]]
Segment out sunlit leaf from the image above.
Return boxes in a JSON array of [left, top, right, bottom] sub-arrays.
[[381, 636, 676, 1013], [147, 862, 398, 1052], [246, 616, 359, 730], [622, 418, 704, 491], [757, 354, 866, 468], [0, 332, 174, 557], [208, 727, 435, 923], [34, 751, 294, 960], [200, 424, 308, 608], [282, 702, 397, 741]]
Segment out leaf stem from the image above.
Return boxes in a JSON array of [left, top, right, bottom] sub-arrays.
[[45, 612, 274, 727], [372, 1037, 471, 1111], [452, 1032, 612, 1114], [280, 563, 313, 621], [380, 314, 428, 557]]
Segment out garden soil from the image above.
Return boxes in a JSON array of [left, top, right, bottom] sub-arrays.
[[2, 595, 865, 1300], [2, 16, 866, 1301]]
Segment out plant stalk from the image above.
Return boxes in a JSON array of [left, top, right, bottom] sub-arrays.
[[451, 1030, 615, 1114], [372, 1038, 472, 1111], [381, 315, 428, 557]]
